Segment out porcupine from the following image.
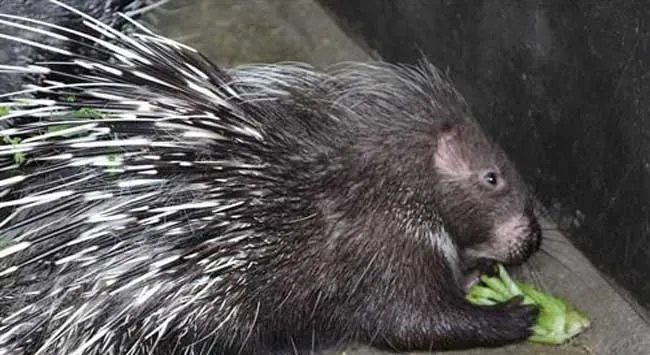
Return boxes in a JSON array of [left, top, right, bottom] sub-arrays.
[[0, 1, 542, 354]]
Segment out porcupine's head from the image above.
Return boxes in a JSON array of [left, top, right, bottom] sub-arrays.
[[430, 119, 542, 268], [318, 61, 542, 271]]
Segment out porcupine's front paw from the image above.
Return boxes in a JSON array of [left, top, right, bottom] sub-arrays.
[[477, 295, 539, 346]]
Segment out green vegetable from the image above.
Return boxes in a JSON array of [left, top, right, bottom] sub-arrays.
[[467, 264, 590, 345], [47, 106, 106, 135], [47, 124, 75, 134], [73, 106, 105, 119], [2, 136, 26, 165], [0, 103, 110, 165], [0, 106, 26, 165]]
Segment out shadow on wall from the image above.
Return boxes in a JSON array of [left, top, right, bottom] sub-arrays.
[[317, 0, 650, 311]]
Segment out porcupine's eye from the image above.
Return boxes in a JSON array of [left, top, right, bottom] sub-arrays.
[[485, 172, 498, 185], [482, 171, 502, 190]]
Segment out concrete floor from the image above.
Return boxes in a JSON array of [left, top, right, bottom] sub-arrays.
[[143, 1, 650, 354]]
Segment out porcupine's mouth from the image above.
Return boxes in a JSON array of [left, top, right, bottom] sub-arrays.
[[460, 214, 542, 293], [461, 258, 499, 292]]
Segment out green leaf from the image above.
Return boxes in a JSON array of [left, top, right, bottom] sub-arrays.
[[73, 107, 105, 119], [2, 135, 27, 165], [496, 264, 524, 296], [479, 274, 511, 299], [467, 285, 509, 303]]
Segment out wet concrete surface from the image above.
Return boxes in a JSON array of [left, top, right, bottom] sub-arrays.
[[143, 1, 650, 354]]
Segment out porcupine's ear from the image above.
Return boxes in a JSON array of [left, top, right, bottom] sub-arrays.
[[433, 122, 473, 178]]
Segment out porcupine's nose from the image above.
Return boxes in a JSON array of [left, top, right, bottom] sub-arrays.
[[508, 208, 542, 265]]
